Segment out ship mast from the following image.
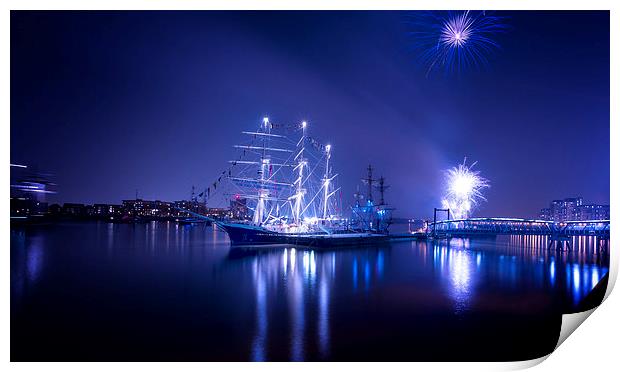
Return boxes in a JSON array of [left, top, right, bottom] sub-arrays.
[[364, 164, 374, 204], [322, 144, 332, 219], [228, 117, 295, 226], [291, 121, 307, 225], [253, 117, 271, 225], [378, 176, 389, 206]]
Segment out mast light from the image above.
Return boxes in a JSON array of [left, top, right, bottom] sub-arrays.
[[302, 121, 307, 129]]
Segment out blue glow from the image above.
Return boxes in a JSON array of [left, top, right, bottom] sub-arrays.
[[591, 267, 600, 289], [549, 259, 556, 286], [251, 266, 267, 362], [27, 238, 44, 284], [573, 264, 581, 292], [364, 260, 370, 290], [377, 251, 385, 278], [352, 257, 358, 291], [318, 274, 330, 358]]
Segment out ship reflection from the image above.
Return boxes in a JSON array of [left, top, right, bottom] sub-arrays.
[[235, 245, 388, 361]]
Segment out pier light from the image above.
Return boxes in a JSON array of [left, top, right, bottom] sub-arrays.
[[263, 117, 269, 126], [302, 121, 307, 129]]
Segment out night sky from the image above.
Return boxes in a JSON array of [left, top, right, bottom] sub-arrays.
[[10, 11, 610, 219]]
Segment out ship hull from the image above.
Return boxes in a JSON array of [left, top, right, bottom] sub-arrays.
[[218, 222, 391, 248]]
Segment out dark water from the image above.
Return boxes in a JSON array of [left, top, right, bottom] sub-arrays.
[[11, 222, 609, 361]]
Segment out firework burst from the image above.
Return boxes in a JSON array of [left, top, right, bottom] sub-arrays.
[[441, 158, 490, 220], [405, 11, 507, 76]]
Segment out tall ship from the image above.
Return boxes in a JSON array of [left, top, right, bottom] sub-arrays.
[[197, 117, 395, 247]]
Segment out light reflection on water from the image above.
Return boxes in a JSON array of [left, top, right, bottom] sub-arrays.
[[241, 234, 608, 359], [11, 223, 610, 361]]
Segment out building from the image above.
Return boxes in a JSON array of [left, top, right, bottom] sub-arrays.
[[539, 208, 551, 220], [205, 207, 231, 219], [122, 199, 175, 218], [539, 197, 609, 222], [62, 203, 86, 217], [549, 200, 564, 221], [93, 204, 123, 217], [563, 197, 583, 221], [48, 203, 62, 215], [10, 164, 56, 219], [230, 196, 250, 220], [578, 204, 610, 221]]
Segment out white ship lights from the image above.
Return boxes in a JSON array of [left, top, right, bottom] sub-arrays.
[[228, 117, 342, 232], [291, 121, 308, 225], [322, 144, 332, 220]]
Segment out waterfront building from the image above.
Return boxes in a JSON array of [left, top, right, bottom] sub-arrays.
[[205, 207, 232, 219], [48, 203, 62, 216], [122, 199, 176, 218], [62, 203, 86, 217], [539, 197, 608, 221], [11, 197, 33, 217], [230, 196, 250, 220], [93, 204, 123, 217], [564, 197, 583, 220], [85, 205, 95, 217], [174, 200, 203, 217], [18, 196, 237, 222], [578, 204, 610, 220], [538, 208, 551, 220], [549, 200, 563, 221], [10, 164, 55, 218]]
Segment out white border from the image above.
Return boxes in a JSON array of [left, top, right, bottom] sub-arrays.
[[3, 1, 617, 370]]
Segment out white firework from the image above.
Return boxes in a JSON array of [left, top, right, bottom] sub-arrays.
[[441, 158, 490, 220], [440, 11, 474, 48]]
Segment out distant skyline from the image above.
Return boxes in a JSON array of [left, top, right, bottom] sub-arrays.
[[11, 11, 610, 218]]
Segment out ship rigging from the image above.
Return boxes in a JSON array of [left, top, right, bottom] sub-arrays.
[[223, 117, 342, 233]]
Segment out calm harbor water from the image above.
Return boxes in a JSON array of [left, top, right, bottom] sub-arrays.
[[11, 221, 609, 361]]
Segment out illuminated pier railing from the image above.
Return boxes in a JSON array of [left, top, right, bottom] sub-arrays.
[[428, 217, 610, 239]]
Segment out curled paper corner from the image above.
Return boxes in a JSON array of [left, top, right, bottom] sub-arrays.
[[554, 271, 612, 351], [603, 256, 618, 302], [513, 272, 613, 369], [554, 308, 597, 350], [508, 309, 598, 370], [501, 354, 550, 370]]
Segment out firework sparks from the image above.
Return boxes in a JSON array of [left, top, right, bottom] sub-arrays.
[[405, 11, 507, 75], [440, 12, 474, 48], [441, 158, 490, 220]]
